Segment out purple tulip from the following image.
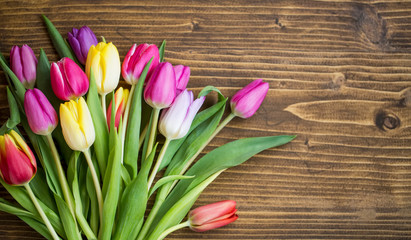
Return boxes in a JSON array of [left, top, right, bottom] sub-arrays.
[[10, 45, 37, 89], [230, 79, 269, 118], [122, 43, 160, 85], [50, 57, 89, 101], [174, 65, 190, 94], [159, 90, 205, 139], [144, 62, 176, 109], [24, 88, 58, 135], [67, 26, 98, 65]]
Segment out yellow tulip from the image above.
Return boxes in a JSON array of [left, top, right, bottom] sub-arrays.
[[85, 42, 120, 95], [60, 97, 95, 151]]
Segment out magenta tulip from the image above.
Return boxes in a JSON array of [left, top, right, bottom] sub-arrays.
[[144, 62, 176, 109], [50, 57, 89, 101], [122, 43, 160, 85], [10, 45, 37, 89], [0, 130, 37, 186], [67, 26, 98, 65], [24, 88, 58, 135], [159, 90, 205, 139], [230, 79, 269, 118], [188, 200, 238, 232], [174, 65, 190, 94]]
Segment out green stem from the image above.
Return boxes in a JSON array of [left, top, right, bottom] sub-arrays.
[[101, 93, 107, 120], [167, 113, 235, 194], [147, 138, 171, 190], [158, 221, 190, 240], [82, 150, 103, 231], [120, 84, 136, 163], [45, 134, 75, 217], [144, 108, 160, 161], [136, 194, 165, 240], [139, 123, 148, 149], [24, 183, 60, 240]]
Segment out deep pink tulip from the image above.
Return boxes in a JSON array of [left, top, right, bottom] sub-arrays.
[[50, 57, 89, 101], [230, 79, 269, 118], [122, 43, 160, 85], [0, 130, 37, 186], [144, 62, 176, 109], [24, 88, 58, 135], [67, 26, 98, 65], [10, 45, 38, 89], [189, 200, 238, 232], [159, 90, 205, 139], [174, 65, 190, 94]]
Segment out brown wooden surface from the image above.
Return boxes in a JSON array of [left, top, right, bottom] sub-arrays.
[[1, 0, 411, 239]]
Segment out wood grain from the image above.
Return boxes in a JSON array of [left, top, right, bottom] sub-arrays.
[[0, 0, 411, 239]]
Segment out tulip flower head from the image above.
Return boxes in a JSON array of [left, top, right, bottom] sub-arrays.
[[51, 57, 89, 101], [60, 97, 95, 151], [86, 42, 120, 95], [174, 65, 190, 94], [230, 79, 269, 119], [188, 200, 238, 232], [24, 88, 58, 135], [144, 62, 176, 109], [67, 26, 98, 65], [10, 45, 38, 89], [107, 87, 129, 131], [122, 43, 160, 85], [159, 90, 205, 140], [0, 130, 37, 186]]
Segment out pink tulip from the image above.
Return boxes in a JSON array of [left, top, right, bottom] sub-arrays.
[[144, 62, 176, 109], [50, 57, 89, 101], [159, 90, 205, 139], [122, 43, 160, 85], [24, 88, 58, 135], [10, 45, 38, 89], [189, 200, 238, 232], [230, 79, 269, 118], [174, 65, 190, 94], [107, 87, 129, 131], [0, 130, 37, 186]]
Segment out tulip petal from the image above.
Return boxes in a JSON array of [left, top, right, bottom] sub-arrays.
[[191, 214, 238, 232], [100, 43, 120, 93], [189, 200, 237, 226], [178, 95, 205, 139], [60, 102, 88, 151], [10, 46, 25, 84]]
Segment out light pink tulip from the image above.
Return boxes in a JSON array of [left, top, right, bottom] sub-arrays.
[[24, 88, 58, 135], [122, 43, 160, 85], [10, 45, 37, 89], [50, 57, 89, 101], [144, 62, 176, 109], [230, 79, 269, 118], [189, 200, 238, 232]]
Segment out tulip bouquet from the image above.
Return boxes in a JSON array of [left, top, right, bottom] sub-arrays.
[[0, 15, 295, 240]]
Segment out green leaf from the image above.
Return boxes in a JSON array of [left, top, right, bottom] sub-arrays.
[[42, 15, 77, 61], [87, 69, 109, 178], [29, 168, 58, 213], [0, 54, 26, 103], [86, 167, 98, 234], [148, 175, 194, 197], [124, 58, 153, 178], [6, 87, 20, 129], [158, 40, 166, 62], [147, 170, 224, 240], [54, 194, 81, 240], [113, 144, 158, 240]]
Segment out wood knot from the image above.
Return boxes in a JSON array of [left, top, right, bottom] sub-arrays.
[[375, 110, 400, 131], [399, 87, 411, 107], [190, 20, 200, 31], [329, 72, 346, 90]]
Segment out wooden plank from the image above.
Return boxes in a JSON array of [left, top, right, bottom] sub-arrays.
[[0, 0, 410, 239]]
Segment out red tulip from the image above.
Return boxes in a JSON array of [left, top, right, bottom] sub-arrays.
[[188, 200, 238, 232]]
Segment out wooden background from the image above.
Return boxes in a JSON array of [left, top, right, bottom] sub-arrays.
[[0, 0, 411, 239]]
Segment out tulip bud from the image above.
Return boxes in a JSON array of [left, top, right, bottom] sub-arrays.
[[0, 130, 37, 185], [174, 65, 190, 94], [122, 43, 160, 85], [230, 79, 269, 118], [144, 62, 176, 109], [67, 26, 98, 65], [159, 90, 205, 140], [107, 87, 129, 131], [50, 57, 89, 101], [60, 97, 95, 151], [188, 200, 238, 232], [10, 45, 38, 89], [86, 42, 120, 95], [24, 88, 58, 135]]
